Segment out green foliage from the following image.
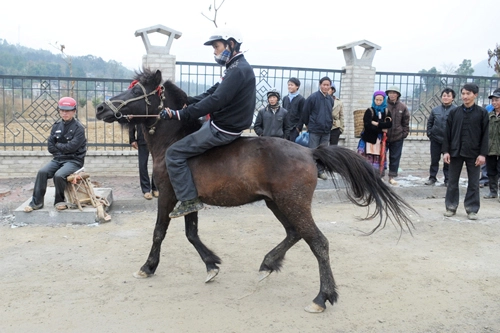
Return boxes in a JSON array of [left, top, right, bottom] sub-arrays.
[[455, 59, 474, 76], [91, 97, 102, 109], [416, 67, 442, 99], [0, 39, 134, 78], [78, 98, 87, 108], [487, 44, 500, 76]]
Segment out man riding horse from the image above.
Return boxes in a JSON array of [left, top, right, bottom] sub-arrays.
[[159, 28, 256, 218]]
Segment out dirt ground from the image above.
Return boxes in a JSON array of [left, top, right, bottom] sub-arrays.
[[1, 192, 499, 333]]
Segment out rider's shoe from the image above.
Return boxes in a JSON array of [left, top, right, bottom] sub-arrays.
[[169, 197, 204, 218]]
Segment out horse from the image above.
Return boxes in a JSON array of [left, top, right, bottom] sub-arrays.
[[95, 68, 415, 313]]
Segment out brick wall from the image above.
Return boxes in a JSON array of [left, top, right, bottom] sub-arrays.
[[0, 138, 431, 179], [0, 151, 152, 178]]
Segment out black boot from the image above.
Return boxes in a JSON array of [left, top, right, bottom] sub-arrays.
[[484, 176, 498, 199]]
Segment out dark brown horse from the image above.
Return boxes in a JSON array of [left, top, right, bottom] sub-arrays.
[[96, 68, 415, 313]]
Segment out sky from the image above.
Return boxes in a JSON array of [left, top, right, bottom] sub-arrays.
[[1, 0, 498, 75]]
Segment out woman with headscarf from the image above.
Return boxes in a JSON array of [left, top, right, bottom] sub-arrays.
[[357, 91, 392, 174]]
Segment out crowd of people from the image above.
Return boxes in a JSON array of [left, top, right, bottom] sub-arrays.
[[21, 27, 499, 222]]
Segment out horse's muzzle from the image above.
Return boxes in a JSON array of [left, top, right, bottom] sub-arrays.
[[95, 103, 116, 122]]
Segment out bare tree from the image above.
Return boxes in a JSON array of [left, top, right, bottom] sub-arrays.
[[440, 62, 457, 75], [487, 44, 500, 76], [201, 0, 226, 28]]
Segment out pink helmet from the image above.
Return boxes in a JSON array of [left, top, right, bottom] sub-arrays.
[[58, 97, 77, 110]]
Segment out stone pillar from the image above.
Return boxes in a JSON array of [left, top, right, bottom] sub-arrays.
[[135, 25, 182, 82], [337, 40, 381, 150]]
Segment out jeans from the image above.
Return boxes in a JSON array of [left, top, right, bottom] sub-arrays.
[[329, 128, 341, 145], [289, 128, 300, 143], [309, 132, 330, 173], [138, 144, 157, 193], [428, 139, 448, 182], [308, 132, 330, 149], [445, 156, 480, 214], [166, 121, 238, 201], [386, 139, 404, 177], [31, 159, 82, 207]]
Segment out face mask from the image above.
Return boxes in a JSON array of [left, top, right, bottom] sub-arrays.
[[214, 49, 231, 65]]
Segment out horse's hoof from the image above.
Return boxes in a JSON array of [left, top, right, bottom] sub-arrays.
[[132, 270, 151, 279], [205, 268, 219, 283], [304, 302, 325, 313], [258, 270, 271, 282]]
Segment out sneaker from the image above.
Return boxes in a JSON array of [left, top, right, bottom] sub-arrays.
[[143, 192, 153, 200], [424, 178, 436, 186], [483, 192, 498, 199], [318, 172, 328, 180], [388, 178, 398, 186], [152, 190, 160, 198], [443, 210, 456, 217], [467, 212, 478, 220], [169, 197, 204, 218]]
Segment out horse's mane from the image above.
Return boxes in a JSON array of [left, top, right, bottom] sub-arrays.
[[132, 68, 201, 136]]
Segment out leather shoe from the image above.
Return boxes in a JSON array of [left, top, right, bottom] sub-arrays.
[[424, 178, 436, 186], [483, 192, 498, 199]]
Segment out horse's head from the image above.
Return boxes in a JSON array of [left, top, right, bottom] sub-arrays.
[[96, 68, 164, 124]]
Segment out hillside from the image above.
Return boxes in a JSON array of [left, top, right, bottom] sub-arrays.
[[0, 39, 134, 78], [473, 59, 497, 77]]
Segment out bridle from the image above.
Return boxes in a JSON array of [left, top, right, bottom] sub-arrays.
[[104, 80, 165, 134]]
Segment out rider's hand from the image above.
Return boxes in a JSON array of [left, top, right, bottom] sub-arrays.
[[159, 108, 173, 120]]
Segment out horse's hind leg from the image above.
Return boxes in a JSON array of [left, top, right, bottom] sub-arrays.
[[277, 202, 338, 313], [298, 214, 338, 313], [184, 212, 221, 282], [258, 200, 302, 280]]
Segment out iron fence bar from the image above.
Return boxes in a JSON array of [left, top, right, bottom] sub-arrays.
[[1, 66, 498, 150]]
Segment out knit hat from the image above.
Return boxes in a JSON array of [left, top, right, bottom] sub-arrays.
[[267, 88, 281, 101], [373, 90, 386, 98], [288, 77, 301, 87], [489, 88, 500, 99]]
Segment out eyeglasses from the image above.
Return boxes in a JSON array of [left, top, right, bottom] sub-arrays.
[[59, 109, 76, 113]]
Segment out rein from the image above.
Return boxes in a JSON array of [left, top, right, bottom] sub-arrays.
[[104, 81, 165, 134]]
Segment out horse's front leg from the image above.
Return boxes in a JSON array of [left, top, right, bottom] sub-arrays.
[[184, 212, 221, 282], [133, 201, 173, 278]]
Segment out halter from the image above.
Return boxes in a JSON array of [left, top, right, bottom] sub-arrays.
[[104, 80, 165, 134]]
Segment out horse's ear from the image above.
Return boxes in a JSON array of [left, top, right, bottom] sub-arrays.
[[154, 70, 162, 85]]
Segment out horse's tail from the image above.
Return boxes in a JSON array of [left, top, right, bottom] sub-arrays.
[[312, 145, 415, 235]]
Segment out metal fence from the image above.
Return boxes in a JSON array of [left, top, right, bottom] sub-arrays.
[[375, 72, 499, 134], [0, 62, 498, 150]]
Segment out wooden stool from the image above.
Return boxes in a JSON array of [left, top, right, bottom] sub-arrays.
[[65, 172, 111, 222], [65, 172, 97, 210]]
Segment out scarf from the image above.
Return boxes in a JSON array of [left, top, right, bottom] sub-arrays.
[[288, 91, 299, 102], [371, 96, 387, 118]]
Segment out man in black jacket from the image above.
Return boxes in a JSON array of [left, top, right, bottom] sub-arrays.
[[302, 76, 334, 180], [442, 84, 489, 220], [425, 88, 457, 186], [282, 77, 305, 143], [254, 89, 291, 138], [159, 28, 256, 218], [129, 124, 157, 200], [24, 97, 87, 212]]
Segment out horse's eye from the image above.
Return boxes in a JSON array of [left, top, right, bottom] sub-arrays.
[[130, 86, 144, 97]]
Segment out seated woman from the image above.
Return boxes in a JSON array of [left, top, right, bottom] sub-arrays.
[[24, 97, 87, 212], [358, 91, 392, 175]]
